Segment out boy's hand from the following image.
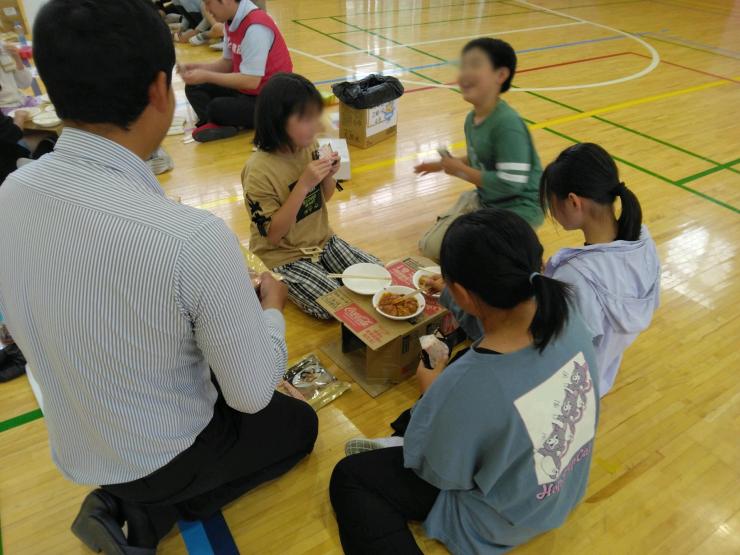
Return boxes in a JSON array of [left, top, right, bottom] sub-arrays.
[[414, 161, 443, 175], [299, 159, 334, 192], [4, 43, 21, 61], [181, 68, 208, 85], [441, 156, 467, 176], [259, 273, 288, 312]]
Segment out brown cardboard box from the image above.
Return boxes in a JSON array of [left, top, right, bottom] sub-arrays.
[[318, 256, 446, 397], [0, 1, 26, 33], [339, 99, 398, 149]]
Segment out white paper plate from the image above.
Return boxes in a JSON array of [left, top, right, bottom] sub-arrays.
[[7, 106, 41, 119], [342, 263, 392, 295], [413, 266, 442, 298], [32, 110, 61, 128], [372, 286, 426, 321]]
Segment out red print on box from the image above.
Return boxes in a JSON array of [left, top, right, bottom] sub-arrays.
[[387, 261, 415, 287], [337, 304, 378, 334]]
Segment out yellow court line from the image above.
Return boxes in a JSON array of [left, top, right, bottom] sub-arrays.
[[193, 75, 739, 211]]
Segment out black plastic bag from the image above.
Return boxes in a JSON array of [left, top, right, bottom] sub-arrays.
[[332, 74, 404, 109]]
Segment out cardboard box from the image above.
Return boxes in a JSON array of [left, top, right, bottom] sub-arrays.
[[0, 1, 26, 33], [339, 99, 398, 149], [318, 256, 446, 397], [317, 137, 351, 181]]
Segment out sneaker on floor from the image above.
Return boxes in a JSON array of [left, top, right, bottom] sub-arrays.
[[192, 123, 239, 143], [345, 436, 404, 456], [189, 32, 209, 46], [146, 147, 174, 175], [209, 41, 225, 51], [164, 13, 182, 24]]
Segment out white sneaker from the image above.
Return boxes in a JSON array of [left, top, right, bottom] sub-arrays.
[[344, 436, 404, 456], [189, 33, 209, 46], [146, 147, 174, 175], [209, 41, 225, 51], [164, 14, 182, 24]]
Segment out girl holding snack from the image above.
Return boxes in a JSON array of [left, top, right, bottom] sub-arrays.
[[243, 72, 379, 320], [415, 38, 543, 261], [331, 208, 599, 554], [539, 143, 660, 396]]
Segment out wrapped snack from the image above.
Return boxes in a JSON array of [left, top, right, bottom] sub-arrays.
[[283, 354, 350, 410], [420, 333, 449, 370], [241, 244, 282, 288]]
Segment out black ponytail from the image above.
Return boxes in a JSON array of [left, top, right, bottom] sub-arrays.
[[540, 143, 643, 241], [440, 209, 572, 353]]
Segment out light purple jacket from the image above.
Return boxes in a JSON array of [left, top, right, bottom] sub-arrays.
[[545, 225, 661, 396]]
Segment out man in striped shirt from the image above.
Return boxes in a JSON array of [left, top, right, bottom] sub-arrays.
[[0, 1, 317, 553]]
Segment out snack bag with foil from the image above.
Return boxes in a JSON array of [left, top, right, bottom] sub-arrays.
[[281, 354, 350, 410]]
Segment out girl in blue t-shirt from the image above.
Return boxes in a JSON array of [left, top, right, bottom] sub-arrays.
[[330, 208, 600, 554]]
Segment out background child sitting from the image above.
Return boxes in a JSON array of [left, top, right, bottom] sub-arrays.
[[540, 143, 661, 396], [0, 42, 37, 115], [415, 38, 543, 260], [243, 73, 379, 319]]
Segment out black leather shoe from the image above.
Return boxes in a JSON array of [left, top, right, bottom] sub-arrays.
[[71, 490, 155, 555]]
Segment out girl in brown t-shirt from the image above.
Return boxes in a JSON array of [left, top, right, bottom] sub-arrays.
[[242, 73, 379, 319]]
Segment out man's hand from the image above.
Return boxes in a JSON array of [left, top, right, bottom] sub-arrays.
[[421, 274, 444, 294], [259, 273, 288, 312], [414, 161, 443, 175], [181, 68, 209, 86], [12, 110, 28, 129]]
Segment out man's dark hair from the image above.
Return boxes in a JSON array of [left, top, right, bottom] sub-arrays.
[[462, 38, 517, 93], [33, 0, 175, 129], [253, 73, 323, 153]]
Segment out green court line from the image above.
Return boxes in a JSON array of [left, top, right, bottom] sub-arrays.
[[675, 157, 740, 185], [0, 408, 43, 433], [327, 9, 542, 35], [642, 34, 740, 61], [296, 16, 739, 214]]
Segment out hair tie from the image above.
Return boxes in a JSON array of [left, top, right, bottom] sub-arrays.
[[529, 272, 541, 284], [612, 182, 626, 196]]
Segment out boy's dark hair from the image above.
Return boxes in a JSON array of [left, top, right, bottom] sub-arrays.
[[33, 0, 175, 129], [440, 208, 572, 353], [540, 143, 643, 242], [254, 73, 323, 152], [462, 38, 517, 92]]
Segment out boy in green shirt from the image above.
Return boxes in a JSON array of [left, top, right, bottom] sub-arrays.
[[416, 38, 543, 260]]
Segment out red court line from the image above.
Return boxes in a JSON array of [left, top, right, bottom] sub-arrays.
[[404, 51, 633, 94], [629, 51, 740, 83]]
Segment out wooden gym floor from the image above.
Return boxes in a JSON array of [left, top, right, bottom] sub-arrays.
[[2, 0, 739, 553]]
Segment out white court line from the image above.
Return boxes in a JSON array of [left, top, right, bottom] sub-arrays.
[[319, 21, 586, 58], [294, 1, 660, 92]]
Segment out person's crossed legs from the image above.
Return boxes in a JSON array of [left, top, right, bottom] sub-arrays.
[[185, 83, 258, 142]]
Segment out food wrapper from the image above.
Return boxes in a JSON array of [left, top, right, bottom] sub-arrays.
[[420, 333, 449, 370], [281, 354, 350, 410], [240, 244, 282, 287]]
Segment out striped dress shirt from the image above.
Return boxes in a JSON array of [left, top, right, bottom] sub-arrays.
[[0, 128, 288, 485]]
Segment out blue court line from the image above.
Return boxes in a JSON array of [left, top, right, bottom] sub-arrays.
[[643, 31, 740, 59], [313, 33, 632, 85]]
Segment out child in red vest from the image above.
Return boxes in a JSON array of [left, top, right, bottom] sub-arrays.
[[180, 0, 291, 142]]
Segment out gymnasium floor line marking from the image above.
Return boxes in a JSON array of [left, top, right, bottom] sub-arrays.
[[675, 158, 740, 186], [0, 408, 43, 433], [629, 51, 740, 84], [310, 35, 636, 86], [321, 0, 660, 92], [290, 11, 736, 212], [317, 21, 587, 58], [645, 31, 740, 57], [642, 33, 740, 61], [301, 0, 645, 24]]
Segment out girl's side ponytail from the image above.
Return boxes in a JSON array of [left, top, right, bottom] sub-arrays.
[[529, 273, 572, 353], [614, 182, 643, 242]]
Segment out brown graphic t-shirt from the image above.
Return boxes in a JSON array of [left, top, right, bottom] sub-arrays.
[[242, 146, 333, 269]]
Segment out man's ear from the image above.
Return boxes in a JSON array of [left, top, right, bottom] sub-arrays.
[[148, 71, 170, 114]]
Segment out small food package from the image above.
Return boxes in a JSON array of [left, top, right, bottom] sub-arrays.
[[280, 354, 351, 410], [420, 332, 449, 370]]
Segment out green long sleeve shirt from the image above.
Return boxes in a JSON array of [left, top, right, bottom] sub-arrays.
[[464, 100, 544, 227]]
